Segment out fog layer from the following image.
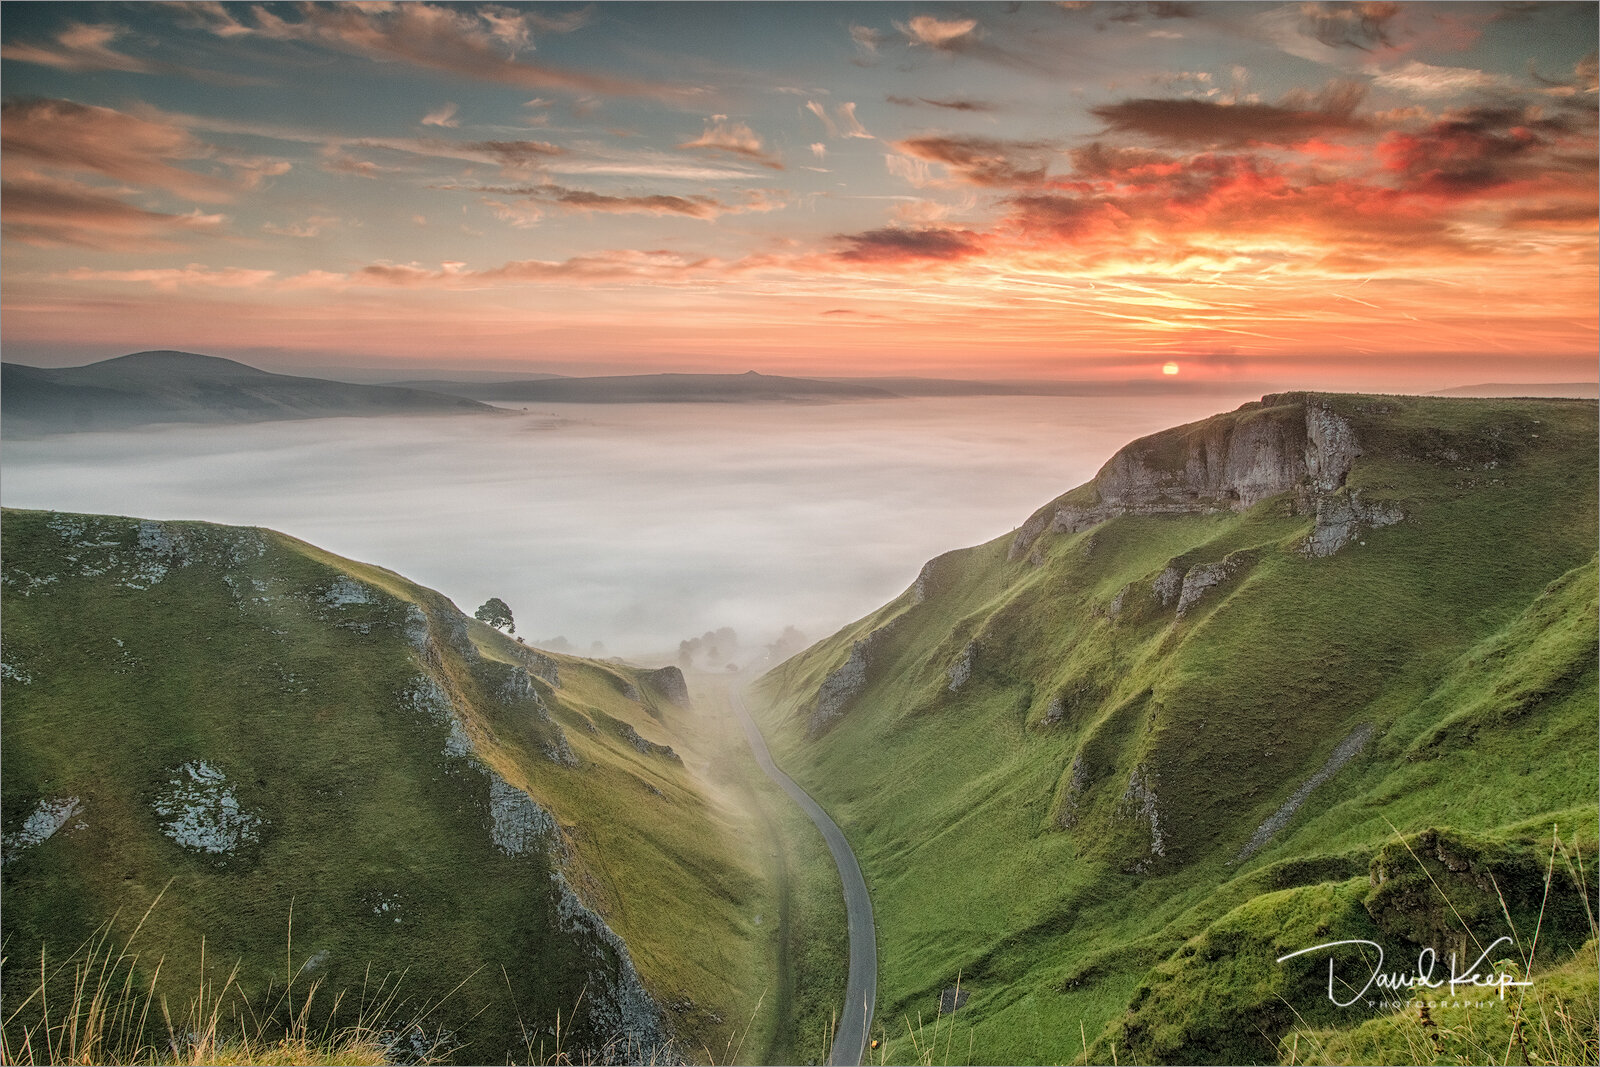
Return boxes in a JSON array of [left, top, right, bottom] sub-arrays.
[[1, 394, 1257, 657]]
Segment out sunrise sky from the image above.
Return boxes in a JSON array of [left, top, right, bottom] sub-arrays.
[[2, 1, 1596, 387]]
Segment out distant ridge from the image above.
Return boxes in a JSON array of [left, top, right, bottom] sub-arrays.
[[409, 370, 900, 404], [1, 350, 496, 436], [1429, 381, 1597, 398]]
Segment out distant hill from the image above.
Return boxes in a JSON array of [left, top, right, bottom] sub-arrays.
[[755, 392, 1599, 1064], [0, 509, 771, 1062], [1430, 381, 1598, 398], [1, 350, 496, 436], [405, 371, 901, 404]]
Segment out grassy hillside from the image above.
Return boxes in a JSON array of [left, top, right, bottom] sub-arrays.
[[0, 508, 774, 1063], [755, 393, 1599, 1065]]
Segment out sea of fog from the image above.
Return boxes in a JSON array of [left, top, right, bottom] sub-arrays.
[[0, 393, 1260, 659]]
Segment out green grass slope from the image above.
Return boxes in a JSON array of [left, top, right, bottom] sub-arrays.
[[755, 393, 1599, 1065], [0, 508, 769, 1063]]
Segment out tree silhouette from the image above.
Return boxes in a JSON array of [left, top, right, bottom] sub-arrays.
[[474, 597, 515, 633]]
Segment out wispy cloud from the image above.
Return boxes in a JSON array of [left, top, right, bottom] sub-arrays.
[[893, 135, 1055, 186], [0, 98, 245, 203], [887, 95, 999, 112], [678, 116, 784, 169], [895, 15, 980, 50], [1, 175, 226, 251], [421, 103, 461, 127], [191, 2, 684, 101]]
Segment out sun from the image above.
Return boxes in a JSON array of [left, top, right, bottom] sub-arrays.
[[1162, 361, 1181, 376]]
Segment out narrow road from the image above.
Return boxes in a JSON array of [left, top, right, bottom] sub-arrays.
[[731, 687, 876, 1067]]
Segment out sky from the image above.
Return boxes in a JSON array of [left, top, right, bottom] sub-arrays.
[[2, 1, 1596, 387]]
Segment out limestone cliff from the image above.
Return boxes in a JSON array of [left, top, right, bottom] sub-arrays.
[[1010, 393, 1377, 561]]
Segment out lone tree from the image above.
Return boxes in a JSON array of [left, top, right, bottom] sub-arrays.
[[474, 597, 515, 634]]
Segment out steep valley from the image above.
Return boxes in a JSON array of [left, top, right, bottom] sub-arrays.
[[754, 392, 1599, 1064]]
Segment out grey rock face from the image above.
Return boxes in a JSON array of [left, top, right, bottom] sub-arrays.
[[617, 722, 681, 763], [1175, 560, 1237, 618], [522, 649, 562, 688], [1057, 755, 1088, 828], [488, 774, 558, 856], [1119, 764, 1165, 871], [319, 576, 373, 607], [1008, 509, 1054, 562], [808, 619, 897, 736], [1301, 491, 1404, 557], [153, 762, 263, 855], [641, 666, 689, 707], [1010, 398, 1374, 560], [1152, 566, 1184, 607], [550, 870, 676, 1063], [947, 642, 976, 692]]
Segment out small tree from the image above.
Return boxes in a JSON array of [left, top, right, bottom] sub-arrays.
[[474, 597, 515, 634]]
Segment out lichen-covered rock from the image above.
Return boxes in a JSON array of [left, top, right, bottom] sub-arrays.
[[522, 648, 562, 688], [488, 774, 558, 856], [153, 762, 263, 855], [3, 795, 84, 863], [319, 576, 373, 607], [544, 733, 580, 767], [641, 666, 689, 707], [1008, 508, 1054, 562], [498, 666, 551, 720]]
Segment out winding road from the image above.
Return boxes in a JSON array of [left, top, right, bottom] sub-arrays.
[[731, 688, 876, 1067]]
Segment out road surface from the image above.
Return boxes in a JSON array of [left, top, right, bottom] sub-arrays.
[[731, 687, 876, 1067]]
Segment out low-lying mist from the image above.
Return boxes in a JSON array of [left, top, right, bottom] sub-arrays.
[[0, 394, 1258, 660]]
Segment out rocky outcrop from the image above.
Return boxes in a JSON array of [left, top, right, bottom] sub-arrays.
[[399, 632, 673, 1061], [1152, 566, 1184, 607], [1236, 724, 1374, 861], [521, 648, 562, 688], [1008, 509, 1054, 562], [1011, 396, 1377, 560], [1175, 560, 1237, 618], [484, 769, 673, 1062], [616, 721, 681, 763], [947, 642, 976, 692], [1056, 755, 1088, 828], [153, 761, 264, 856], [1119, 764, 1166, 874], [913, 550, 963, 602], [1300, 491, 1404, 558], [642, 666, 690, 708], [808, 618, 898, 736], [2, 796, 84, 865]]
